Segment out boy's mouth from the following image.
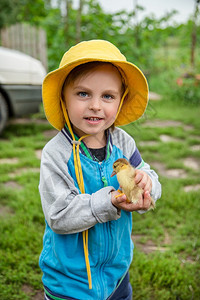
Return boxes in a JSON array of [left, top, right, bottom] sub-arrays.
[[84, 117, 103, 121]]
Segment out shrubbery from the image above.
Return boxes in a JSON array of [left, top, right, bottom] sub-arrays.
[[171, 75, 200, 105]]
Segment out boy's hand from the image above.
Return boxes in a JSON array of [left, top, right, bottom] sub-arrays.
[[111, 190, 152, 212], [111, 170, 153, 212], [134, 169, 152, 193]]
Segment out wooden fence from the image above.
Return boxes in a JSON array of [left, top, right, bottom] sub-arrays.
[[1, 23, 47, 70]]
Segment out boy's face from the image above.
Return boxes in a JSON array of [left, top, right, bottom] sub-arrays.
[[63, 64, 122, 146]]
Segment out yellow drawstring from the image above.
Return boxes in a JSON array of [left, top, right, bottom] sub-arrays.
[[61, 100, 92, 289], [114, 87, 129, 123], [82, 230, 92, 289]]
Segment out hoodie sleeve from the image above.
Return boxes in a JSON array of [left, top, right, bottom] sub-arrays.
[[39, 141, 120, 235]]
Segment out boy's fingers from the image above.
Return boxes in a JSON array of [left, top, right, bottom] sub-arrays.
[[134, 172, 142, 184], [112, 190, 153, 212], [143, 191, 152, 210], [116, 194, 127, 202], [143, 190, 150, 200], [135, 170, 152, 192], [112, 191, 127, 206], [143, 181, 152, 193], [137, 179, 146, 189]]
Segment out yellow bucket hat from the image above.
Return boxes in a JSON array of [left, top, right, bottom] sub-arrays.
[[42, 39, 148, 130]]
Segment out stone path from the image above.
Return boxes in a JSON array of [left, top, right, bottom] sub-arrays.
[[140, 119, 200, 192], [132, 232, 195, 264], [149, 92, 162, 101], [184, 184, 200, 192], [132, 232, 170, 254], [21, 285, 44, 300], [142, 119, 194, 131]]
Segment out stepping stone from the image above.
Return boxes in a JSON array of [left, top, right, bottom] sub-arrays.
[[142, 120, 182, 128], [131, 235, 169, 254], [43, 130, 58, 138], [163, 231, 171, 245], [22, 284, 44, 300], [150, 161, 166, 174], [9, 118, 48, 125], [0, 205, 14, 216], [150, 161, 187, 178], [184, 184, 200, 192], [165, 169, 187, 178], [191, 135, 200, 141], [9, 168, 40, 178], [190, 145, 200, 152], [142, 120, 194, 131], [184, 125, 194, 131], [160, 135, 182, 143], [4, 181, 22, 190], [139, 141, 158, 147], [0, 158, 19, 164], [183, 157, 200, 170], [35, 149, 42, 160], [149, 92, 162, 101]]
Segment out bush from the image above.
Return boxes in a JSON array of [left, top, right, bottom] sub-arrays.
[[170, 75, 200, 105]]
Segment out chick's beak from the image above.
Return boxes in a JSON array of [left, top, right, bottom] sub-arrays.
[[111, 171, 116, 177]]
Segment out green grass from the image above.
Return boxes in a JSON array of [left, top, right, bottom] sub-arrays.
[[0, 122, 51, 299], [125, 99, 200, 299], [0, 98, 200, 299]]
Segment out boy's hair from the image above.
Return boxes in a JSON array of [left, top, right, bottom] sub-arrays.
[[62, 61, 126, 96]]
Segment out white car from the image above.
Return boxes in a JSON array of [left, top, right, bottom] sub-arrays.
[[0, 47, 46, 134]]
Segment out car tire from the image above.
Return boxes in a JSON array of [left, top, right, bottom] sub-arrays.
[[0, 93, 9, 135]]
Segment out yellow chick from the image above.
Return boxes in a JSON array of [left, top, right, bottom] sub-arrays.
[[111, 158, 155, 209]]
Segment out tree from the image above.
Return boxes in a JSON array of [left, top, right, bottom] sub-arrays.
[[0, 0, 20, 29], [1, 0, 195, 74], [76, 0, 84, 43], [0, 0, 49, 29], [191, 0, 200, 68]]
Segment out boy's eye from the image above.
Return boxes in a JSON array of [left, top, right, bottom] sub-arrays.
[[103, 94, 113, 100], [78, 92, 88, 97]]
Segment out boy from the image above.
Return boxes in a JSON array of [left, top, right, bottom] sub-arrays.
[[39, 40, 161, 300]]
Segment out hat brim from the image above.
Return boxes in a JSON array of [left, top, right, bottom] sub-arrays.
[[42, 58, 148, 130]]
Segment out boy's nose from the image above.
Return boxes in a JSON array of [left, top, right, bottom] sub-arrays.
[[89, 97, 101, 111]]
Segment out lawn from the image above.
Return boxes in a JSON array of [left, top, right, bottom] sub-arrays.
[[126, 100, 200, 299], [0, 98, 200, 299]]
